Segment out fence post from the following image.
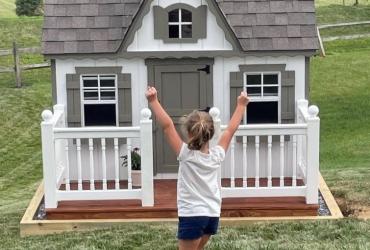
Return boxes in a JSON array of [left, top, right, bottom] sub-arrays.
[[210, 107, 222, 188], [12, 41, 21, 88], [140, 108, 154, 206], [306, 105, 320, 204], [41, 109, 58, 208]]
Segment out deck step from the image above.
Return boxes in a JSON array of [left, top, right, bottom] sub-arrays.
[[46, 179, 318, 220]]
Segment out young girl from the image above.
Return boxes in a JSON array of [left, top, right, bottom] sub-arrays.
[[145, 86, 249, 250]]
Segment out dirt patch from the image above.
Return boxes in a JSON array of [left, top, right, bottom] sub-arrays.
[[336, 198, 370, 219]]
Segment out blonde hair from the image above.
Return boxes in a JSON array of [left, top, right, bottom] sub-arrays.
[[181, 110, 215, 150]]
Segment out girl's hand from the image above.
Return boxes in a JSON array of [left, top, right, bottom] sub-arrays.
[[145, 86, 158, 103], [237, 91, 250, 106]]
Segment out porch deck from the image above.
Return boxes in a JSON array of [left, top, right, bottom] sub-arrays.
[[46, 179, 318, 220]]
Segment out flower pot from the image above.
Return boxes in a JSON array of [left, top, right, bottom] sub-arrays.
[[131, 170, 142, 187]]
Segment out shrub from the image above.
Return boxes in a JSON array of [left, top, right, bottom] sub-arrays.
[[15, 0, 43, 16]]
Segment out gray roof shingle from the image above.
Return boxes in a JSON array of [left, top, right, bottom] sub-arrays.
[[42, 0, 318, 55], [216, 0, 318, 51], [42, 0, 142, 54]]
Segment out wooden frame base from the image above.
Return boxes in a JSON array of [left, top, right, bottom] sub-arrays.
[[20, 173, 343, 237]]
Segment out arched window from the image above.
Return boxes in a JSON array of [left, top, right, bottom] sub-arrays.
[[168, 8, 192, 39]]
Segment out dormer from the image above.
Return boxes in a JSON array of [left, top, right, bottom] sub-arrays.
[[153, 4, 207, 43]]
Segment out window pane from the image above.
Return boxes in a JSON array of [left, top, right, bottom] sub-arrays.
[[264, 74, 278, 85], [169, 25, 179, 38], [263, 86, 278, 96], [181, 25, 192, 38], [246, 87, 261, 96], [247, 102, 278, 124], [168, 9, 179, 22], [83, 78, 98, 87], [247, 74, 261, 85], [84, 91, 98, 100], [100, 78, 115, 87], [101, 91, 116, 100], [181, 9, 192, 22], [84, 104, 116, 126]]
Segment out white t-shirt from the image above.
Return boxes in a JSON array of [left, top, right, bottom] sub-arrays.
[[177, 143, 226, 217]]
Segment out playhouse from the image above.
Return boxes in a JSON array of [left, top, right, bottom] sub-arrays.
[[38, 0, 321, 219]]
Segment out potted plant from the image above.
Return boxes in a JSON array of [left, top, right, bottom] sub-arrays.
[[121, 147, 141, 187]]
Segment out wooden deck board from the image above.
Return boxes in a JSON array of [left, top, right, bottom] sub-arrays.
[[47, 178, 318, 220]]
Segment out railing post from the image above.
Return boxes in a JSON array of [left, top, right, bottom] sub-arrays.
[[140, 108, 154, 206], [210, 107, 222, 188], [306, 105, 320, 204], [41, 110, 58, 208]]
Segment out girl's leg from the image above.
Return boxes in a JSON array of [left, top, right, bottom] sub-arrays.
[[178, 239, 202, 250], [197, 235, 211, 250]]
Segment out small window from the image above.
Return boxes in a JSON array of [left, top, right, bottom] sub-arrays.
[[244, 73, 280, 124], [168, 8, 192, 39], [81, 75, 118, 126]]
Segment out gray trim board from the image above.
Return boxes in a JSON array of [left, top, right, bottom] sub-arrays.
[[51, 59, 57, 105], [305, 56, 310, 100], [46, 50, 317, 60]]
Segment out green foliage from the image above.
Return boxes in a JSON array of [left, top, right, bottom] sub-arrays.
[[15, 0, 42, 16], [121, 148, 141, 170], [316, 5, 370, 24]]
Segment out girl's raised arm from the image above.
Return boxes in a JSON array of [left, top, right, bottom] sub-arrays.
[[218, 92, 249, 151], [145, 86, 183, 155]]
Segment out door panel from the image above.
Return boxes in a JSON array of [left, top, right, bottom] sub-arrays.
[[151, 62, 213, 174]]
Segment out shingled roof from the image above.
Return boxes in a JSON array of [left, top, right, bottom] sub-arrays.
[[42, 0, 318, 55]]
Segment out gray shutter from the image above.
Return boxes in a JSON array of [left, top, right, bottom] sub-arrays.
[[118, 73, 132, 126], [153, 6, 168, 40], [193, 5, 207, 39], [230, 71, 244, 116], [66, 74, 81, 127], [281, 71, 295, 124]]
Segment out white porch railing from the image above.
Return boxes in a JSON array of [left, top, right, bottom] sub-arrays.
[[41, 104, 154, 209], [210, 99, 320, 204]]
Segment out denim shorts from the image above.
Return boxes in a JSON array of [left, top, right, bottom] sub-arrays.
[[177, 216, 220, 240]]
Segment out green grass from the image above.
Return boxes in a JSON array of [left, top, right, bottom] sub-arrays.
[[1, 13, 370, 250], [320, 24, 370, 37], [316, 0, 370, 6], [0, 0, 16, 18], [316, 4, 370, 24]]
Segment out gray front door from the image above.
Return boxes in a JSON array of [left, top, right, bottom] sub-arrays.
[[147, 59, 213, 174]]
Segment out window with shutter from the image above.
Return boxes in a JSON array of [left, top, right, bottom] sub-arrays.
[[153, 4, 206, 43], [230, 64, 295, 125], [66, 67, 132, 127]]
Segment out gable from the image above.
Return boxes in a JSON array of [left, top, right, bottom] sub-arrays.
[[124, 0, 235, 52]]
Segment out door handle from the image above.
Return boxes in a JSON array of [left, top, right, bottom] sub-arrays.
[[197, 65, 210, 74]]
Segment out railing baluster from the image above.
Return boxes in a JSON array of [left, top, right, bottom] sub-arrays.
[[64, 139, 70, 191], [255, 136, 260, 187], [242, 136, 247, 188], [114, 138, 120, 190], [127, 138, 132, 190], [88, 138, 95, 190], [101, 138, 107, 190], [267, 135, 272, 187], [230, 137, 235, 188], [292, 135, 297, 187], [280, 135, 285, 187], [76, 138, 82, 191]]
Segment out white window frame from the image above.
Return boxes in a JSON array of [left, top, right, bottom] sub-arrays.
[[243, 72, 281, 124], [80, 74, 119, 127], [168, 8, 192, 39]]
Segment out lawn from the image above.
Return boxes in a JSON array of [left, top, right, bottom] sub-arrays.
[[0, 0, 16, 18], [0, 3, 370, 250]]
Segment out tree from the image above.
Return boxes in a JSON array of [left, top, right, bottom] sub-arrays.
[[15, 0, 43, 16]]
